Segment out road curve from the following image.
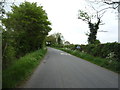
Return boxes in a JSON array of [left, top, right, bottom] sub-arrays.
[[22, 47, 118, 88]]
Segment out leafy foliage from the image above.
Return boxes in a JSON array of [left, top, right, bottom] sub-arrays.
[[46, 32, 64, 46], [78, 10, 101, 44], [2, 1, 51, 69], [3, 49, 47, 88], [88, 18, 101, 44], [46, 34, 57, 46], [52, 42, 120, 62], [81, 42, 120, 62]]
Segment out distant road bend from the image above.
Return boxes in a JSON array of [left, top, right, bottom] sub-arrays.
[[22, 47, 118, 88]]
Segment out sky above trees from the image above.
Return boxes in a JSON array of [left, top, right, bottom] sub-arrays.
[[4, 0, 118, 44]]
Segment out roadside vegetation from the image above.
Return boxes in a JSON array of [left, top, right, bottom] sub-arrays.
[[1, 0, 119, 88], [45, 2, 120, 73], [3, 49, 47, 88], [56, 47, 120, 73], [2, 2, 51, 69], [46, 34, 120, 73], [2, 1, 51, 88]]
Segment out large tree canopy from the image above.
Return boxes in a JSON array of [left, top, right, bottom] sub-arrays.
[[2, 1, 52, 68], [2, 2, 51, 34]]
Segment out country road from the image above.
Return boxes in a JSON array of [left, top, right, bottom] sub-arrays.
[[22, 47, 118, 88]]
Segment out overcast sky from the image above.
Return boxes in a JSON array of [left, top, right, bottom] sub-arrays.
[[5, 0, 118, 44]]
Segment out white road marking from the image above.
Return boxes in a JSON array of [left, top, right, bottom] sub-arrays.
[[60, 53, 71, 56]]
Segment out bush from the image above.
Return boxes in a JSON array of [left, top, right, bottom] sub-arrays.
[[3, 48, 47, 88], [81, 42, 120, 62], [53, 42, 120, 62]]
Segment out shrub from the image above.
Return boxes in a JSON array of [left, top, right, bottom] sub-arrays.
[[80, 42, 120, 62], [3, 49, 47, 88]]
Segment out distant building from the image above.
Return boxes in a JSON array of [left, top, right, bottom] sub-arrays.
[[64, 41, 70, 45]]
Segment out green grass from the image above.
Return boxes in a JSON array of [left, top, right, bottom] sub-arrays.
[[3, 48, 47, 88], [58, 48, 120, 73]]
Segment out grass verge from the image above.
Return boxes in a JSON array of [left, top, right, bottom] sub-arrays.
[[3, 48, 47, 88], [57, 48, 120, 73]]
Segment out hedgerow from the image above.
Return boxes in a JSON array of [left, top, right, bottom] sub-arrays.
[[81, 42, 120, 62]]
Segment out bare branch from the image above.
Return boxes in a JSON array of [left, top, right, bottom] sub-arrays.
[[99, 10, 106, 18], [98, 7, 115, 12], [104, 1, 120, 5]]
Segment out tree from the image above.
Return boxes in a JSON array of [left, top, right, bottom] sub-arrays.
[[2, 1, 51, 52], [98, 0, 119, 9], [78, 10, 101, 44], [2, 1, 51, 68], [53, 33, 64, 45], [103, 1, 120, 9], [46, 35, 56, 46], [57, 35, 62, 45], [46, 32, 64, 45]]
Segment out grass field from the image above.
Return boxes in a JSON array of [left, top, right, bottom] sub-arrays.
[[3, 48, 47, 88]]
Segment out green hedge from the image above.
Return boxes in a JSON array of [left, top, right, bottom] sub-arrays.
[[52, 42, 120, 62], [81, 42, 120, 62]]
